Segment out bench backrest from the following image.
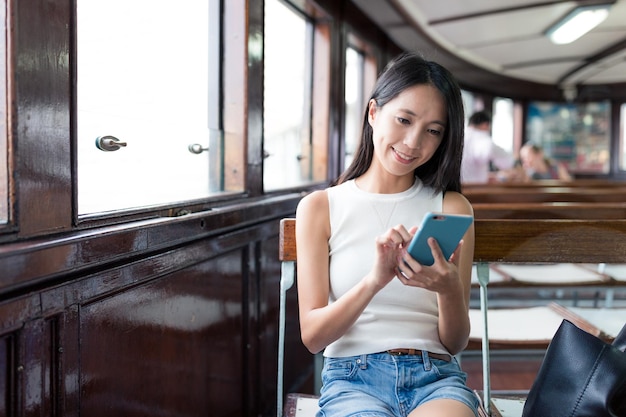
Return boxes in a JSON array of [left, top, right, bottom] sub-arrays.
[[473, 202, 626, 220]]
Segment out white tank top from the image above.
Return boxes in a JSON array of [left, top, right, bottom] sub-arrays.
[[324, 178, 447, 357]]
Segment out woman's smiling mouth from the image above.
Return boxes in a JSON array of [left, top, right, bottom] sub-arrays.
[[392, 147, 417, 163]]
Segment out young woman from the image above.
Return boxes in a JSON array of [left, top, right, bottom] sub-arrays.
[[295, 52, 478, 417], [519, 142, 572, 181]]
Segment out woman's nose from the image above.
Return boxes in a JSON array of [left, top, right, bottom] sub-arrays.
[[404, 132, 421, 148]]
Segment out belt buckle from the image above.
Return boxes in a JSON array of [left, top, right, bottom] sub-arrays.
[[388, 349, 417, 356]]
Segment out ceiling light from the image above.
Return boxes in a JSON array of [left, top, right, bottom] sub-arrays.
[[547, 4, 611, 45]]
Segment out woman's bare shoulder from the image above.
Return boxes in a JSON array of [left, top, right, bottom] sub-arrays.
[[297, 189, 327, 210], [296, 190, 330, 230], [443, 191, 474, 216]]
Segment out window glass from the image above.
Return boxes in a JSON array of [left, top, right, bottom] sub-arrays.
[[461, 90, 481, 125], [0, 128, 5, 224], [344, 47, 364, 170], [492, 97, 514, 153], [0, 2, 6, 224], [526, 101, 610, 174], [263, 0, 313, 190], [620, 104, 626, 171], [76, 0, 223, 214]]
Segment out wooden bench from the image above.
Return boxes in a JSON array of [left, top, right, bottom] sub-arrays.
[[463, 179, 626, 190], [470, 195, 626, 310], [473, 201, 626, 220], [471, 218, 626, 414], [465, 186, 626, 204], [473, 218, 626, 263]]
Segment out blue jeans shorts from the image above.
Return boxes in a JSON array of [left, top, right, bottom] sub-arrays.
[[317, 351, 479, 417]]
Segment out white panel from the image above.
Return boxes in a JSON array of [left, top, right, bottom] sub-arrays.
[[506, 62, 582, 84], [406, 0, 575, 21], [432, 4, 573, 47], [351, 0, 626, 85], [470, 31, 626, 67], [567, 60, 626, 85], [351, 0, 406, 26]]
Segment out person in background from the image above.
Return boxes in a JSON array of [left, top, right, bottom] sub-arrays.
[[461, 111, 514, 183], [296, 52, 478, 417], [519, 142, 572, 181]]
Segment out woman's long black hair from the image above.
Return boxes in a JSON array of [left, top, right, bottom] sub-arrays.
[[335, 52, 465, 194]]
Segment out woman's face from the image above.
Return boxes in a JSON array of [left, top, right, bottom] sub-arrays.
[[520, 147, 541, 170], [367, 84, 447, 179]]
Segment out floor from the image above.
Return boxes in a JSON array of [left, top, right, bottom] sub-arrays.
[[461, 350, 543, 393]]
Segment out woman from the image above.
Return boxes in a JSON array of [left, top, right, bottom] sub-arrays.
[[295, 52, 478, 417], [519, 142, 572, 181]]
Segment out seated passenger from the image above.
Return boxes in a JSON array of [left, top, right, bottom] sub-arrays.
[[519, 142, 572, 181], [296, 52, 479, 417]]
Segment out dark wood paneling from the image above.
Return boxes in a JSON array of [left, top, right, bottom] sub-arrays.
[[0, 209, 315, 417], [18, 318, 48, 417], [0, 194, 300, 296], [15, 0, 72, 237], [0, 333, 14, 416], [79, 252, 245, 417]]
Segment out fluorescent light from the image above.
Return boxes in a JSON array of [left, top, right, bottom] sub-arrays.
[[547, 4, 611, 45]]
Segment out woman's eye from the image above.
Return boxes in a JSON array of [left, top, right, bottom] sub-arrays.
[[428, 128, 442, 136], [397, 117, 410, 125]]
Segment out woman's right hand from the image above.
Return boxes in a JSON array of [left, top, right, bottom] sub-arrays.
[[370, 224, 416, 289]]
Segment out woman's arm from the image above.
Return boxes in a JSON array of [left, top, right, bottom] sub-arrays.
[[438, 191, 475, 354], [556, 162, 573, 181], [396, 191, 474, 354]]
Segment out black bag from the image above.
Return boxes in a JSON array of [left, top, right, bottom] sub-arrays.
[[522, 319, 626, 417]]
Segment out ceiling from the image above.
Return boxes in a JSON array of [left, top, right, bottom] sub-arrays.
[[351, 0, 626, 95]]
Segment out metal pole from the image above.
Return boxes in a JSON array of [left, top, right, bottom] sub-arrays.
[[477, 262, 491, 416], [277, 261, 295, 417]]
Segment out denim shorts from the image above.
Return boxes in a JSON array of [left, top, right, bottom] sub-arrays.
[[317, 351, 479, 417]]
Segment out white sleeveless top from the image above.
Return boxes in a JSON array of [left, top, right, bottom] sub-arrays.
[[324, 178, 447, 357]]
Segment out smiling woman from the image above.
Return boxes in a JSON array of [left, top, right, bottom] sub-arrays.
[[295, 52, 478, 417]]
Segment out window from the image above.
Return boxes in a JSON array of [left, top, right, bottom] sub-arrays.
[[263, 0, 314, 190], [343, 39, 377, 173], [619, 104, 626, 171], [492, 97, 514, 154], [343, 46, 364, 170], [76, 0, 224, 215], [461, 90, 481, 125], [0, 1, 7, 225], [526, 101, 610, 174]]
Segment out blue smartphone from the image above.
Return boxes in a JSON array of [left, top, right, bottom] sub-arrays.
[[406, 212, 473, 266]]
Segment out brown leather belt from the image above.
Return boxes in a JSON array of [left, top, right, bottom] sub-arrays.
[[387, 349, 451, 362]]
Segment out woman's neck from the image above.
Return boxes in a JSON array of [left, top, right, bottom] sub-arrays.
[[355, 170, 415, 194]]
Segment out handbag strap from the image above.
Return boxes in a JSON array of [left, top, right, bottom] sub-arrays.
[[614, 322, 626, 352]]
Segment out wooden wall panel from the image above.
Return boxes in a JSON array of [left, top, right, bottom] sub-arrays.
[[78, 251, 245, 417], [15, 0, 72, 237], [0, 212, 312, 417], [256, 235, 281, 414], [0, 333, 14, 416]]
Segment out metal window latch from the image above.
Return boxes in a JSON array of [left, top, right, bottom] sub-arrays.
[[188, 143, 209, 154], [96, 135, 127, 152]]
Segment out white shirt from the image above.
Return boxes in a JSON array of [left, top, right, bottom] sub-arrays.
[[324, 179, 448, 357], [461, 126, 514, 183]]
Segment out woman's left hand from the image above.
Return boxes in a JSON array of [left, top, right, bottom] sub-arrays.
[[395, 236, 464, 294]]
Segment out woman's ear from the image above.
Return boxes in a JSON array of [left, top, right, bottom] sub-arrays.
[[367, 99, 377, 126]]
